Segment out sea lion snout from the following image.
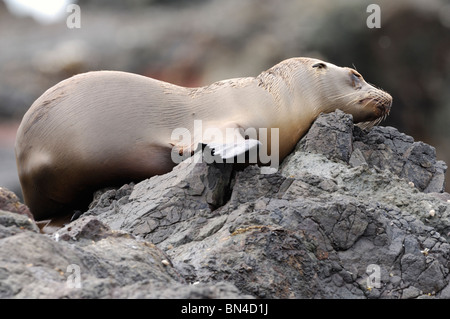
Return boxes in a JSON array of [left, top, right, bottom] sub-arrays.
[[360, 94, 392, 116], [355, 88, 392, 128]]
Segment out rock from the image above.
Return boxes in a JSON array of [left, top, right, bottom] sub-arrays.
[[289, 110, 447, 194], [0, 187, 33, 219], [85, 153, 233, 249], [82, 110, 450, 298], [352, 125, 447, 193], [1, 110, 449, 298], [298, 109, 354, 163], [0, 210, 250, 298], [0, 210, 39, 239], [55, 215, 116, 242]]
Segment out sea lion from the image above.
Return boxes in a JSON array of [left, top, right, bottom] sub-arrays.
[[15, 57, 392, 220]]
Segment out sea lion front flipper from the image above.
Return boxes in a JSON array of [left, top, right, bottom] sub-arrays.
[[200, 124, 261, 161], [206, 139, 261, 160]]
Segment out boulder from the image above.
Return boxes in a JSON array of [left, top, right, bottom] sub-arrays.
[[1, 110, 449, 298]]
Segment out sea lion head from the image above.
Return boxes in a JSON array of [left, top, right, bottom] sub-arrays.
[[289, 58, 393, 129]]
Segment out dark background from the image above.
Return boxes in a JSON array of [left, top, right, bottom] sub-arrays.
[[1, 0, 449, 197]]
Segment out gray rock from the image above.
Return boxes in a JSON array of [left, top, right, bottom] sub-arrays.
[[0, 187, 33, 219], [0, 210, 39, 239], [82, 111, 449, 298], [85, 153, 233, 249], [0, 211, 250, 298], [298, 109, 354, 163], [1, 110, 449, 298], [352, 125, 447, 193]]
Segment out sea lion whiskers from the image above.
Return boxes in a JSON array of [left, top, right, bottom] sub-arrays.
[[356, 96, 387, 129], [356, 116, 383, 130]]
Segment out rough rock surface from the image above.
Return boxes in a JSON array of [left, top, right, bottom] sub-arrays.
[[0, 211, 250, 298], [0, 187, 33, 219], [1, 110, 450, 298]]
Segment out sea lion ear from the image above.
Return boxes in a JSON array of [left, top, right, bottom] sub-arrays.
[[312, 62, 327, 69]]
